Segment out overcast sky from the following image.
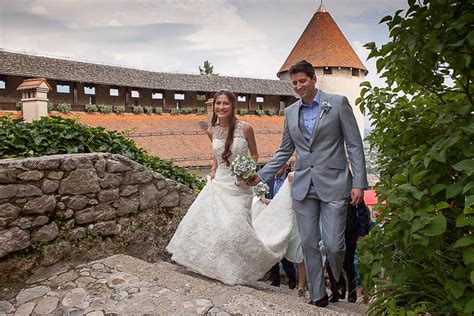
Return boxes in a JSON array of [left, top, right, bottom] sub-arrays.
[[0, 0, 408, 86]]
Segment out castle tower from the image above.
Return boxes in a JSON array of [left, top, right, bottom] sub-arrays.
[[278, 3, 367, 137]]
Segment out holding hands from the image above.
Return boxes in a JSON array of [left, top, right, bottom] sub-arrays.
[[206, 169, 216, 181], [246, 174, 261, 186]]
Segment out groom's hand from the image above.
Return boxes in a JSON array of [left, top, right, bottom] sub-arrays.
[[246, 175, 261, 186], [350, 188, 364, 205]]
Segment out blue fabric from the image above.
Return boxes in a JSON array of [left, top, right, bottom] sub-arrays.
[[299, 90, 321, 134], [354, 247, 361, 286], [273, 172, 287, 196]]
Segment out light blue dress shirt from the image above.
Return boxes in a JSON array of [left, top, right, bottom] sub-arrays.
[[257, 91, 320, 185], [273, 171, 287, 196], [299, 90, 321, 134]]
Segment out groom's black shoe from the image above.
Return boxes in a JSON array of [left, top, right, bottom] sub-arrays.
[[309, 295, 329, 308]]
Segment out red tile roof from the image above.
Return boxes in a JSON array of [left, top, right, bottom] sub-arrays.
[[0, 111, 286, 167], [279, 5, 367, 75], [16, 78, 52, 91]]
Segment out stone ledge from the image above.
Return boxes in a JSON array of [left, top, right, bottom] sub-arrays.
[[0, 153, 196, 282]]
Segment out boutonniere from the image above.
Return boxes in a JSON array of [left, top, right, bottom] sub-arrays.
[[319, 99, 333, 119]]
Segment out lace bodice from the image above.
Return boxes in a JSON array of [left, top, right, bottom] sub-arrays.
[[212, 121, 248, 165]]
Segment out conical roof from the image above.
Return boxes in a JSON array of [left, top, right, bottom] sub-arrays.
[[278, 4, 367, 76]]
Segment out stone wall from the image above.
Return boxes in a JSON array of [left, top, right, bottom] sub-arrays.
[[0, 153, 196, 282]]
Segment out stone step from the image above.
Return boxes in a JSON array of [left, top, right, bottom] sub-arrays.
[[1, 255, 367, 315], [160, 259, 367, 315]]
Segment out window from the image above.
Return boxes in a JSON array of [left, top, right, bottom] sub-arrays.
[[110, 88, 119, 96], [131, 90, 140, 98], [238, 95, 247, 102], [352, 68, 359, 77], [84, 85, 95, 95], [174, 93, 185, 100], [197, 93, 207, 101], [323, 67, 332, 75], [256, 96, 264, 103], [0, 79, 6, 89], [56, 84, 70, 94], [152, 92, 163, 100]]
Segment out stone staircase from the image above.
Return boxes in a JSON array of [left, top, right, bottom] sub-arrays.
[[0, 255, 367, 315]]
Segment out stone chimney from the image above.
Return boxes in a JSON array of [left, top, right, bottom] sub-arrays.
[[16, 78, 51, 123]]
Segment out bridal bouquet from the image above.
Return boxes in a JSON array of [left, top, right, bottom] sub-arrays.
[[230, 154, 256, 185], [254, 182, 269, 198]]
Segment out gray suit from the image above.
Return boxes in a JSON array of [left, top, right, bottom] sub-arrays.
[[257, 90, 368, 300]]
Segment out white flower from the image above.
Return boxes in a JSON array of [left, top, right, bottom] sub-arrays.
[[254, 182, 269, 198], [230, 155, 256, 185], [319, 99, 333, 119]]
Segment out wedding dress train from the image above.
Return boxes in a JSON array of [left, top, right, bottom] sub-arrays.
[[166, 121, 297, 285]]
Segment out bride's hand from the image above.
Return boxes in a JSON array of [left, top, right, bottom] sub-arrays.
[[260, 197, 271, 205], [206, 171, 216, 181], [288, 171, 295, 182]]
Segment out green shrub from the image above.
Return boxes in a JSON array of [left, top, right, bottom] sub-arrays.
[[238, 108, 248, 115], [113, 105, 125, 114], [98, 104, 113, 114], [47, 102, 54, 113], [170, 108, 182, 115], [155, 107, 163, 115], [144, 106, 154, 114], [266, 109, 275, 116], [0, 115, 204, 190], [85, 104, 98, 113], [132, 105, 144, 114], [196, 107, 205, 115], [197, 94, 207, 101], [57, 102, 71, 113], [256, 109, 265, 116], [357, 1, 474, 314], [181, 107, 193, 114]]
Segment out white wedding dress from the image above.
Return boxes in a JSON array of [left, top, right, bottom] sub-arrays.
[[166, 121, 298, 285]]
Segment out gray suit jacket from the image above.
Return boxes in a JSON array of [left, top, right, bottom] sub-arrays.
[[257, 91, 368, 202]]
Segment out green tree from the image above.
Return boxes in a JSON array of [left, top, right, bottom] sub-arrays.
[[199, 60, 218, 76], [357, 0, 473, 314]]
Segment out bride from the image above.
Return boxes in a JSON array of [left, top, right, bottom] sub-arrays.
[[166, 90, 296, 285]]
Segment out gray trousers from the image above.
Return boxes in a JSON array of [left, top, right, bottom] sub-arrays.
[[293, 187, 348, 301]]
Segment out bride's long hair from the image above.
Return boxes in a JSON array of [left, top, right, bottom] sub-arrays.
[[211, 90, 237, 166]]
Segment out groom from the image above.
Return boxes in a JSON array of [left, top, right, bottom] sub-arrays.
[[248, 60, 367, 307]]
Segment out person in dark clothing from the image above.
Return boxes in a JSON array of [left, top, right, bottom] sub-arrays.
[[266, 163, 297, 289], [269, 259, 297, 289], [327, 201, 371, 303]]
